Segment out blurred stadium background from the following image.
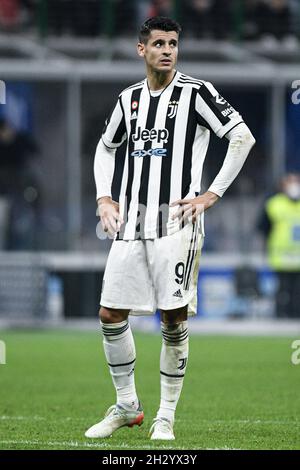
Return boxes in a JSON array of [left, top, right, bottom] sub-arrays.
[[1, 0, 300, 452], [0, 0, 300, 332]]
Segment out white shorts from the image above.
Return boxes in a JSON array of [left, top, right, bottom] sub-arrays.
[[100, 223, 203, 316]]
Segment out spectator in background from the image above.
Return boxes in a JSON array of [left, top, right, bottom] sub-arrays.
[[0, 118, 41, 249], [0, 0, 35, 31], [183, 0, 231, 39], [72, 0, 101, 36], [183, 0, 213, 39], [0, 0, 20, 29], [243, 0, 262, 40], [47, 0, 70, 35], [136, 0, 174, 36], [148, 0, 173, 17], [48, 0, 101, 37], [20, 0, 36, 25], [114, 0, 136, 36], [256, 0, 292, 40], [258, 173, 300, 318], [239, 0, 294, 42], [210, 0, 231, 39], [48, 0, 137, 38]]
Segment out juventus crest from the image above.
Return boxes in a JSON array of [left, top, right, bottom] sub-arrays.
[[168, 100, 179, 119], [178, 358, 187, 370]]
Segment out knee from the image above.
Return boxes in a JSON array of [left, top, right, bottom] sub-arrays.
[[161, 305, 188, 325], [99, 307, 115, 323], [99, 307, 110, 323], [99, 306, 129, 324]]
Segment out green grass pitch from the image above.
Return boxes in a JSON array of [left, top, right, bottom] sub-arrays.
[[0, 329, 299, 450]]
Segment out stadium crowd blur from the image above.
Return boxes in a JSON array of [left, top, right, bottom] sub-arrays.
[[0, 118, 41, 250], [0, 0, 299, 41], [0, 1, 299, 321], [0, 0, 299, 254]]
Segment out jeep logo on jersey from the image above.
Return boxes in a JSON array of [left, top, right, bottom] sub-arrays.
[[210, 94, 235, 118], [132, 127, 169, 144]]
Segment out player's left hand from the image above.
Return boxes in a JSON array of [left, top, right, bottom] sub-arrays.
[[170, 191, 220, 224]]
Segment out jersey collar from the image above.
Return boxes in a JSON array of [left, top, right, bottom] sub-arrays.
[[145, 70, 179, 98]]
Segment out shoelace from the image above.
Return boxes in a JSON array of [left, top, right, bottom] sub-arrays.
[[104, 404, 139, 421], [150, 418, 173, 435], [104, 405, 120, 420]]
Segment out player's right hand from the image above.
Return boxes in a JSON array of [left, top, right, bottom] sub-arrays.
[[97, 197, 124, 237]]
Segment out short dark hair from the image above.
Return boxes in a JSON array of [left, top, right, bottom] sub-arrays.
[[139, 16, 182, 44]]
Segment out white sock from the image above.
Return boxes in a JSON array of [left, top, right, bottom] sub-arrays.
[[101, 320, 139, 410], [157, 321, 189, 424]]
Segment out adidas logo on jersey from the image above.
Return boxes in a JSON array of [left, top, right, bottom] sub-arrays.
[[131, 111, 138, 120], [173, 289, 183, 298]]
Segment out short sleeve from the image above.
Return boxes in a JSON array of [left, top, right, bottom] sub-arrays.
[[101, 96, 127, 149], [195, 82, 244, 138]]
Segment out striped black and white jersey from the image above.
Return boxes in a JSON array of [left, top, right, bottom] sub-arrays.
[[101, 70, 244, 240]]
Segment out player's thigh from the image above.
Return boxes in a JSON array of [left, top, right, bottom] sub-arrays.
[[101, 239, 153, 310], [152, 223, 201, 309]]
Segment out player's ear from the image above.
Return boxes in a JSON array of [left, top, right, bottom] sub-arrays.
[[137, 42, 145, 58]]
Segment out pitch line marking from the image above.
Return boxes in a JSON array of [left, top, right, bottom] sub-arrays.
[[0, 439, 240, 450], [1, 416, 299, 426], [0, 439, 110, 449]]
